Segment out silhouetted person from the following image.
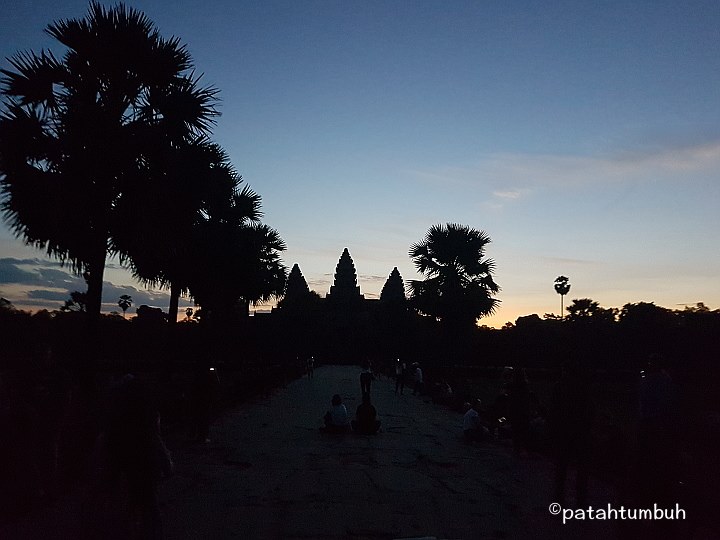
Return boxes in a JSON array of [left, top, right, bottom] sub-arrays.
[[431, 379, 455, 406], [412, 363, 423, 395], [490, 391, 509, 429], [636, 354, 678, 508], [527, 391, 548, 451], [0, 368, 42, 516], [35, 344, 72, 501], [105, 375, 173, 539], [190, 364, 220, 443], [551, 361, 593, 507], [352, 394, 381, 435], [463, 399, 490, 442], [322, 394, 351, 434], [360, 364, 373, 397], [394, 359, 405, 394], [306, 356, 314, 378], [507, 367, 531, 450]]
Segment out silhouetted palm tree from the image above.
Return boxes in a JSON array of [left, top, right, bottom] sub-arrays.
[[188, 185, 286, 323], [0, 3, 218, 325], [566, 298, 617, 324], [408, 223, 499, 329], [118, 294, 133, 318], [61, 291, 88, 313], [554, 276, 571, 318], [115, 140, 240, 323]]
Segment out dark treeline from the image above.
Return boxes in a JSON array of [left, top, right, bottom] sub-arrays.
[[273, 298, 720, 405], [3, 297, 717, 406]]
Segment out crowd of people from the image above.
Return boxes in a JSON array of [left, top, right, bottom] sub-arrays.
[[322, 361, 383, 435], [315, 355, 682, 521]]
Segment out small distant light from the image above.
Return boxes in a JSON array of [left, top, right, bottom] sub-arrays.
[[209, 367, 215, 371]]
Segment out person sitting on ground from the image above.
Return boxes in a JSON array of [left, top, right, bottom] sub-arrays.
[[463, 399, 490, 442], [352, 394, 381, 435], [431, 379, 455, 406], [322, 394, 351, 433]]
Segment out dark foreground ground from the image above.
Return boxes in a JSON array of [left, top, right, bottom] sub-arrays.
[[2, 364, 628, 539]]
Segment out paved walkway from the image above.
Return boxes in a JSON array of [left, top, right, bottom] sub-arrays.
[[159, 365, 616, 539], [1, 365, 617, 539]]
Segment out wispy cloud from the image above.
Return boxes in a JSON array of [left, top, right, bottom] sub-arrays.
[[492, 189, 528, 200], [0, 258, 85, 288], [26, 289, 71, 301], [0, 259, 38, 284], [307, 278, 331, 294], [541, 256, 599, 266], [404, 140, 720, 199], [358, 274, 386, 283], [0, 258, 193, 312]]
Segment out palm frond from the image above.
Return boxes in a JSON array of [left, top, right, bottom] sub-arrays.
[[2, 50, 63, 107]]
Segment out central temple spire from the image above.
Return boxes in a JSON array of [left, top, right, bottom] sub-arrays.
[[327, 248, 363, 301]]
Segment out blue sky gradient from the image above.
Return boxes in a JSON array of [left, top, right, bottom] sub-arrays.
[[1, 1, 719, 325]]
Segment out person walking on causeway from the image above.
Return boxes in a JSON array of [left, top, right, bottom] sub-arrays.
[[360, 363, 373, 397]]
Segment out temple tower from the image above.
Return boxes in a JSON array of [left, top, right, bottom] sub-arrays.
[[327, 248, 364, 302]]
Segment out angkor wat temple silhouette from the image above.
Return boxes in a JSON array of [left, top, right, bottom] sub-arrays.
[[269, 248, 408, 362], [277, 247, 406, 311]]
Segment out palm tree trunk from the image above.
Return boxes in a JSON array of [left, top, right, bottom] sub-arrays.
[[168, 281, 180, 324], [85, 248, 107, 329], [81, 247, 106, 398]]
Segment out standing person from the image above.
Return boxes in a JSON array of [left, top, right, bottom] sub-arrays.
[[551, 361, 593, 507], [35, 344, 72, 501], [306, 356, 314, 379], [190, 363, 220, 443], [507, 367, 531, 451], [412, 364, 423, 396], [104, 375, 173, 539], [637, 354, 677, 508], [394, 359, 405, 395], [360, 364, 373, 397]]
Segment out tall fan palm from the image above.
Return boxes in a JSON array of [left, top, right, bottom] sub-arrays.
[[114, 139, 241, 323], [188, 185, 287, 323], [117, 294, 132, 318], [408, 223, 499, 329], [554, 276, 571, 318], [0, 3, 218, 323]]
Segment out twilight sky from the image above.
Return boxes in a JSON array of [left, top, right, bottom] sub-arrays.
[[1, 0, 719, 326]]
